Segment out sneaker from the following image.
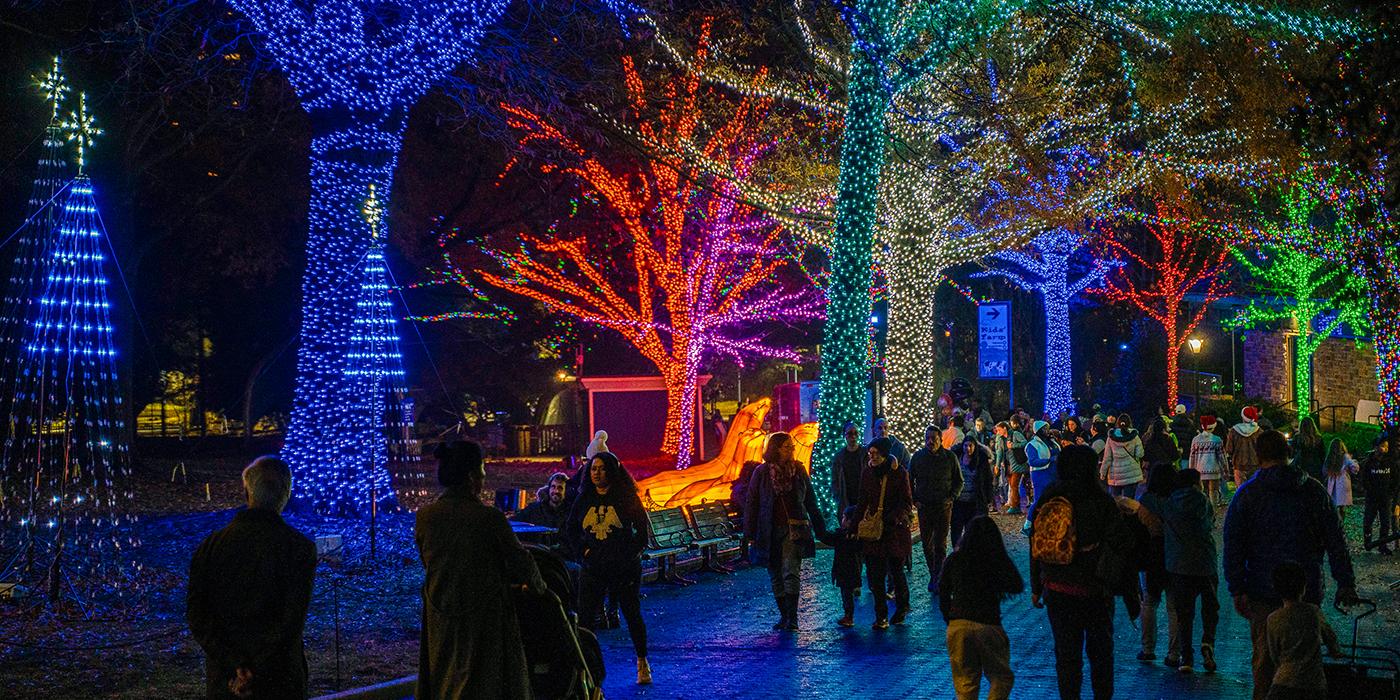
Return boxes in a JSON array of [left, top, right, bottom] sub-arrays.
[[1136, 652, 1156, 662], [837, 615, 855, 628], [1202, 645, 1217, 673], [1164, 654, 1181, 668], [1178, 664, 1195, 674], [1004, 507, 1022, 515], [637, 658, 652, 685], [872, 619, 889, 630], [891, 607, 910, 625]]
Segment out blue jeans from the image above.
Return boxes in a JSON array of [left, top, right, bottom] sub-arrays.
[[1108, 483, 1139, 500], [1028, 468, 1056, 520]]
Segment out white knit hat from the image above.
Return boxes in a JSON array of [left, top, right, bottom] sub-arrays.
[[585, 430, 609, 459]]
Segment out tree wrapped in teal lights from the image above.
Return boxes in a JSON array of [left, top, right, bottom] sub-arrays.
[[0, 93, 132, 604]]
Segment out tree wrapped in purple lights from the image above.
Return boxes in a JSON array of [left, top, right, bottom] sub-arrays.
[[973, 228, 1120, 418], [456, 34, 821, 468]]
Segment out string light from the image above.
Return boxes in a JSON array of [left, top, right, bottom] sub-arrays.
[[459, 25, 822, 469]]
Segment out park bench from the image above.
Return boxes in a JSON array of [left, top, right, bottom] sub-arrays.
[[642, 507, 695, 585], [686, 501, 739, 574]]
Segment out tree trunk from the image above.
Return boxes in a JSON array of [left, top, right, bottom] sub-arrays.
[[1369, 276, 1400, 426], [814, 41, 890, 512], [1042, 290, 1074, 419], [883, 253, 940, 442], [1164, 317, 1181, 412], [660, 364, 700, 470], [282, 106, 408, 515]]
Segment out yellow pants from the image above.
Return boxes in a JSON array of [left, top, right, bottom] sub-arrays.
[[946, 619, 1014, 700]]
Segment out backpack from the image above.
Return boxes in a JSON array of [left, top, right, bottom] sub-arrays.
[[1031, 496, 1076, 565]]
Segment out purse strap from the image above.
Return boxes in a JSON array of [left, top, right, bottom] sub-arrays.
[[872, 474, 888, 517]]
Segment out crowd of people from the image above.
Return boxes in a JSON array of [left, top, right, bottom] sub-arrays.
[[181, 403, 1400, 700]]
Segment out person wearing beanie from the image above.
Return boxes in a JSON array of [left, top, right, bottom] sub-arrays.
[[1099, 414, 1146, 499], [856, 436, 914, 629], [1189, 416, 1226, 505], [1226, 407, 1263, 492], [1170, 405, 1196, 465], [1025, 420, 1061, 527]]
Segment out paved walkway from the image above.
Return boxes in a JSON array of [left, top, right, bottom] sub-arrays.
[[594, 514, 1366, 700]]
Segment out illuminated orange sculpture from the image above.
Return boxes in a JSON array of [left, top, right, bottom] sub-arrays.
[[636, 399, 817, 510]]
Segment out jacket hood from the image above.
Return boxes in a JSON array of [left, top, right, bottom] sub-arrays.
[[1110, 428, 1139, 441], [1233, 422, 1259, 437]]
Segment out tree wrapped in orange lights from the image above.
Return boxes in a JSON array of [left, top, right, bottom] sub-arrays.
[[472, 32, 820, 468], [1095, 201, 1231, 410]]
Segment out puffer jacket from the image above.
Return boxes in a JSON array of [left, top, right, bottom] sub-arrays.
[[1099, 428, 1144, 486], [1027, 435, 1058, 473]]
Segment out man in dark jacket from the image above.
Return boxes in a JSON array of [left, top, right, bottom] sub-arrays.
[[910, 425, 963, 594], [830, 422, 866, 510], [188, 457, 317, 700], [1361, 430, 1400, 553], [512, 472, 570, 531], [1169, 405, 1196, 463], [1030, 445, 1122, 700], [1222, 430, 1360, 700]]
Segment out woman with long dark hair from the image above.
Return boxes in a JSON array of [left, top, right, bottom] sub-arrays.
[[951, 435, 995, 546], [1292, 417, 1326, 483], [940, 515, 1024, 699], [566, 451, 652, 684], [857, 437, 914, 629], [416, 441, 546, 700], [743, 432, 826, 631]]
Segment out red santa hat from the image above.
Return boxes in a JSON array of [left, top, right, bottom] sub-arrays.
[[1241, 406, 1260, 423], [1201, 415, 1217, 431]]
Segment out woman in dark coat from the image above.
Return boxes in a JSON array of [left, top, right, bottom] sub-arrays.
[[857, 437, 914, 629], [951, 435, 996, 545], [1291, 417, 1326, 483], [415, 441, 545, 700], [744, 432, 826, 631], [566, 451, 653, 684]]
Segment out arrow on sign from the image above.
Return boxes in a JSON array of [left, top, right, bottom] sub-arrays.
[[985, 306, 1001, 320]]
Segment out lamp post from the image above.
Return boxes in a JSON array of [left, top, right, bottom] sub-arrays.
[[1188, 337, 1204, 412]]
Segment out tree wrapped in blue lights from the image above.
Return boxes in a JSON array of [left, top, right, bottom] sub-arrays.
[[973, 228, 1119, 418], [0, 92, 132, 603], [225, 0, 514, 513]]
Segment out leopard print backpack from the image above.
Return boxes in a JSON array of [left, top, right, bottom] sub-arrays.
[[1031, 496, 1077, 565]]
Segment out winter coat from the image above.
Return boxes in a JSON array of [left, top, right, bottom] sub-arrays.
[[566, 487, 649, 574], [909, 445, 963, 506], [1360, 450, 1400, 501], [1225, 422, 1261, 478], [992, 434, 1015, 473], [830, 447, 866, 511], [1223, 465, 1355, 605], [1160, 486, 1217, 577], [856, 460, 914, 561], [1189, 431, 1225, 480], [1029, 476, 1123, 599], [744, 462, 825, 566], [511, 498, 568, 532], [1143, 431, 1181, 468], [889, 436, 911, 468], [187, 509, 317, 700], [1326, 457, 1359, 507], [1099, 428, 1145, 486], [415, 488, 546, 700], [955, 446, 996, 510], [1170, 416, 1197, 455], [941, 427, 965, 451], [1292, 436, 1327, 484], [818, 524, 864, 590], [1027, 435, 1058, 473], [1009, 430, 1031, 474]]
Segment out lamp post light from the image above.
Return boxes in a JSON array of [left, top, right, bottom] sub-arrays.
[[1188, 337, 1204, 412]]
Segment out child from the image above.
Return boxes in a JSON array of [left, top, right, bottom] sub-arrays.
[[1323, 438, 1359, 521], [939, 515, 1023, 700], [1189, 415, 1226, 505], [818, 506, 864, 627], [1264, 561, 1341, 700], [1162, 469, 1218, 673]]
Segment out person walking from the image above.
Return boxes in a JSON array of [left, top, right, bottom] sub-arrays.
[[1025, 421, 1060, 523], [991, 421, 1014, 512], [1291, 418, 1326, 484], [416, 442, 548, 699], [1030, 445, 1123, 700], [910, 425, 962, 594], [873, 417, 911, 467], [818, 506, 865, 628], [952, 435, 995, 545], [1170, 405, 1196, 465], [744, 432, 827, 631], [1222, 429, 1360, 700], [1226, 406, 1264, 494], [857, 437, 914, 629], [1360, 430, 1399, 554], [1162, 469, 1220, 674], [1132, 464, 1180, 667], [940, 516, 1023, 700], [1263, 561, 1343, 700], [831, 422, 866, 511], [567, 450, 653, 683], [1088, 420, 1109, 458], [1189, 416, 1226, 505], [1005, 419, 1032, 515], [1322, 438, 1359, 522], [1142, 416, 1181, 483], [1099, 415, 1145, 499], [187, 457, 317, 700]]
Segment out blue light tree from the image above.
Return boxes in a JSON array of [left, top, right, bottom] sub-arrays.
[[224, 0, 514, 513], [972, 228, 1119, 419], [1, 93, 132, 603]]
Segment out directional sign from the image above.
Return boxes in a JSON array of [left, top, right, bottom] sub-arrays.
[[978, 302, 1011, 379]]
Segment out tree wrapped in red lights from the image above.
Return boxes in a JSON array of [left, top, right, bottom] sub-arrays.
[[1095, 201, 1230, 410], [465, 33, 820, 468]]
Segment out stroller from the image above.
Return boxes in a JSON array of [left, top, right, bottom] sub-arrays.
[[515, 545, 606, 700], [1325, 598, 1399, 699]]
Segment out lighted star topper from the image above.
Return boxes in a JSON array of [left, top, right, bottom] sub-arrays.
[[363, 184, 385, 241], [61, 92, 101, 175], [35, 56, 69, 123]]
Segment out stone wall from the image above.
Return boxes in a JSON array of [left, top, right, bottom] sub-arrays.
[[1244, 329, 1292, 405], [1314, 336, 1379, 420]]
